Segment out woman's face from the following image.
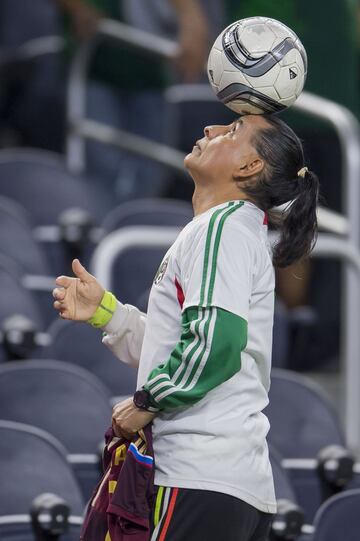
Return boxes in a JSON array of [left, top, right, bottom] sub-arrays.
[[185, 114, 269, 185]]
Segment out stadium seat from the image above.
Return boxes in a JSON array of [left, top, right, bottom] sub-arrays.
[[310, 489, 360, 541], [269, 445, 308, 541], [100, 197, 194, 233], [0, 254, 48, 363], [0, 420, 84, 513], [0, 0, 58, 47], [0, 360, 113, 499], [90, 225, 180, 308], [43, 319, 137, 397], [270, 445, 298, 503], [0, 148, 108, 224], [267, 369, 345, 457], [0, 254, 44, 330], [0, 195, 51, 275], [0, 420, 83, 541], [0, 148, 110, 274], [0, 194, 58, 324], [267, 369, 353, 522], [0, 420, 84, 515], [96, 199, 193, 309], [0, 520, 82, 541]]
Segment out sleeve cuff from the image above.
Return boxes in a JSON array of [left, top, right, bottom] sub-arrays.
[[142, 384, 162, 412], [87, 291, 117, 328], [101, 300, 134, 334]]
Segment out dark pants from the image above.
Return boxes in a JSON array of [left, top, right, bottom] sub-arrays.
[[150, 486, 274, 541]]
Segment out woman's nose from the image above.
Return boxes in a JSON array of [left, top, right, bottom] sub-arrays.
[[204, 126, 213, 138], [204, 125, 227, 139]]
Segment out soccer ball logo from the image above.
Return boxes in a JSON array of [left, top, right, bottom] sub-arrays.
[[207, 17, 307, 115]]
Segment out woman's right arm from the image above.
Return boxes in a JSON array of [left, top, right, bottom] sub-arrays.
[[101, 302, 146, 369], [53, 259, 145, 368]]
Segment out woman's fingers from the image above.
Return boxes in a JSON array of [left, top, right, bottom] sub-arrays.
[[53, 300, 64, 311], [53, 287, 66, 301], [55, 275, 74, 288]]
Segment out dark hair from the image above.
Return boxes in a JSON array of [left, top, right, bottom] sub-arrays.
[[242, 114, 319, 268]]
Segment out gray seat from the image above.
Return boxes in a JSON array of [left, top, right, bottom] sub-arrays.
[[267, 369, 349, 522], [98, 199, 193, 309], [270, 445, 298, 503], [0, 359, 113, 499], [0, 523, 82, 541], [267, 369, 345, 458], [101, 197, 194, 233], [0, 148, 111, 274], [0, 420, 84, 514], [43, 319, 137, 397], [0, 420, 83, 541], [0, 149, 107, 225], [311, 489, 360, 541], [0, 0, 58, 47], [0, 195, 51, 275], [0, 359, 112, 453], [0, 254, 44, 330]]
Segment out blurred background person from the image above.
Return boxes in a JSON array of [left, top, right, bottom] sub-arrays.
[[57, 0, 217, 201], [0, 0, 64, 151]]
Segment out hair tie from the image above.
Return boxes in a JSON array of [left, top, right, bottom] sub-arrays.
[[297, 166, 308, 178]]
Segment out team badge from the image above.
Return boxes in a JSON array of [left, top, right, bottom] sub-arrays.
[[154, 256, 169, 285]]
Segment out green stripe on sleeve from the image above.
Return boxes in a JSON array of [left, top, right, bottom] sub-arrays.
[[207, 202, 244, 305], [199, 204, 232, 305], [144, 306, 247, 410]]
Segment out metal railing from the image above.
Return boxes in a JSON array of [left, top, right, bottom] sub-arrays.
[[67, 20, 360, 454], [66, 19, 181, 174], [66, 19, 359, 234], [164, 84, 360, 454], [0, 35, 64, 67]]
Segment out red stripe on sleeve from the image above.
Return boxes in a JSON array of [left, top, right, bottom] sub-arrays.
[[174, 278, 184, 309]]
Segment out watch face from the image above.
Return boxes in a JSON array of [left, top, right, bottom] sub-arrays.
[[134, 390, 149, 410]]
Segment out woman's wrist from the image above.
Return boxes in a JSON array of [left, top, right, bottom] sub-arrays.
[[87, 291, 117, 328]]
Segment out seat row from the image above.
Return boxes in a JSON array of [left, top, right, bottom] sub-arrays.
[[0, 368, 360, 541], [0, 358, 359, 520], [0, 177, 288, 367]]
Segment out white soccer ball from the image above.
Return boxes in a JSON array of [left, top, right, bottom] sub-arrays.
[[207, 17, 307, 115]]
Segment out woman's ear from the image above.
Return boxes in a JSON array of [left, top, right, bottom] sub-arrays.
[[233, 157, 265, 179]]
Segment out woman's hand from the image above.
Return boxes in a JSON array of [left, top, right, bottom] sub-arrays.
[[53, 259, 104, 321], [112, 397, 156, 440]]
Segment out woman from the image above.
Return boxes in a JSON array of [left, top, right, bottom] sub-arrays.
[[53, 113, 319, 541]]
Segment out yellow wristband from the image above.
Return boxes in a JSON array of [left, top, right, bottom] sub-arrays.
[[88, 291, 117, 328]]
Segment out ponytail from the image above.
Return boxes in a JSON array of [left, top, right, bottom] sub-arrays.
[[272, 169, 319, 267], [243, 115, 319, 268]]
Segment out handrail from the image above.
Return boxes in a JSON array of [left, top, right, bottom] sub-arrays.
[[66, 21, 356, 232], [90, 226, 181, 287], [165, 84, 360, 238], [69, 118, 186, 173], [165, 84, 360, 456], [66, 19, 180, 174], [0, 35, 64, 67], [97, 19, 179, 59], [91, 227, 360, 455]]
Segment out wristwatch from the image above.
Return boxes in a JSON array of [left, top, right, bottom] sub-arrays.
[[133, 389, 153, 411]]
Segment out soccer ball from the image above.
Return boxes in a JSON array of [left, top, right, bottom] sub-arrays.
[[207, 17, 307, 115]]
